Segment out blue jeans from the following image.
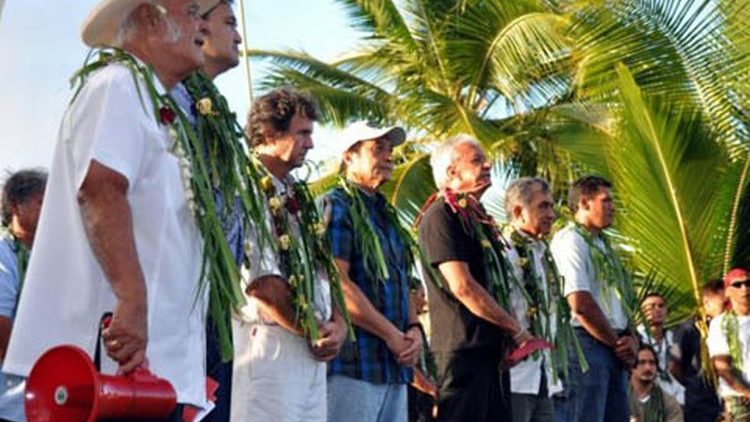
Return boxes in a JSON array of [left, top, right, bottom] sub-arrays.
[[327, 375, 407, 422], [555, 329, 629, 422]]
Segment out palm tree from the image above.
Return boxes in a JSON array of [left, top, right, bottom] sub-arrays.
[[251, 0, 750, 316]]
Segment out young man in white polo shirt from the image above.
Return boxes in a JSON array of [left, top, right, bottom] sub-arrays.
[[550, 175, 637, 422], [708, 268, 750, 421]]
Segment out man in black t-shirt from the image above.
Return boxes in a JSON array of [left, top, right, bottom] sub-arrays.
[[418, 135, 532, 422]]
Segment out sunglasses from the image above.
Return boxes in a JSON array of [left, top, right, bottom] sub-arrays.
[[730, 280, 750, 289]]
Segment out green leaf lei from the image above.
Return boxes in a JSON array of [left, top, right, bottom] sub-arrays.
[[641, 384, 666, 422], [183, 72, 276, 360], [721, 309, 744, 370], [257, 166, 353, 341], [573, 223, 638, 320], [506, 228, 588, 377], [12, 237, 29, 292], [336, 178, 421, 292], [421, 188, 517, 311], [71, 48, 249, 360]]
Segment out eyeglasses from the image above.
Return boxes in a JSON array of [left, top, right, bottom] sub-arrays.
[[730, 280, 750, 289]]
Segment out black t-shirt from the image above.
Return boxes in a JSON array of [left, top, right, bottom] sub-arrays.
[[671, 319, 721, 422], [418, 198, 509, 354]]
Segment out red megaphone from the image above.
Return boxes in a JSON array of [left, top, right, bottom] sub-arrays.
[[24, 345, 177, 421]]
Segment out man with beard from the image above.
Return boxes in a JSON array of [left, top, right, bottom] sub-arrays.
[[708, 268, 750, 421], [628, 344, 683, 422], [418, 135, 533, 421], [3, 0, 215, 418]]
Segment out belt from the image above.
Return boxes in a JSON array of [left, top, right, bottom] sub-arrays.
[[573, 327, 630, 337]]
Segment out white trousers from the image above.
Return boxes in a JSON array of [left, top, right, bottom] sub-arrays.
[[230, 322, 326, 422]]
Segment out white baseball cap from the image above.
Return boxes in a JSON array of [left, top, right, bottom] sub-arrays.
[[341, 121, 406, 152]]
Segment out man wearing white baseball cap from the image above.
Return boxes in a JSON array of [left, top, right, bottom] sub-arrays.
[[3, 0, 217, 418], [324, 121, 423, 422]]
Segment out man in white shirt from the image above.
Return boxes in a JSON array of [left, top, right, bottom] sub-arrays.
[[637, 292, 685, 404], [707, 268, 750, 421], [231, 88, 348, 422], [550, 175, 637, 422], [3, 0, 215, 417], [504, 177, 562, 422]]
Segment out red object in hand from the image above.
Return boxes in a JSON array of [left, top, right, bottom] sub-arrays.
[[504, 339, 554, 367], [25, 345, 177, 422]]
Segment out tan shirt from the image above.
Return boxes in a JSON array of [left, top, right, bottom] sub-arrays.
[[628, 385, 683, 422]]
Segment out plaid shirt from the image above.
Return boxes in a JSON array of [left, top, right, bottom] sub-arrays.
[[325, 186, 413, 384]]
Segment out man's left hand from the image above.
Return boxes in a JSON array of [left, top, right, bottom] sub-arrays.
[[310, 315, 348, 362], [397, 326, 422, 366]]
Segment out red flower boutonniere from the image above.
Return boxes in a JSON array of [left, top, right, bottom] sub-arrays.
[[159, 106, 177, 125], [286, 195, 301, 215]]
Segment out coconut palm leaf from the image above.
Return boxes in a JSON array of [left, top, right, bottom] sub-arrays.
[[595, 64, 744, 316], [568, 0, 750, 154]]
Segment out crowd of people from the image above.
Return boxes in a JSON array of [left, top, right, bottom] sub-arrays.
[[0, 0, 749, 422]]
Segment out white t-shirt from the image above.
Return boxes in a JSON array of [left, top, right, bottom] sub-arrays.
[[707, 312, 750, 398], [236, 172, 331, 325], [2, 63, 208, 408], [506, 231, 562, 396], [550, 223, 628, 331]]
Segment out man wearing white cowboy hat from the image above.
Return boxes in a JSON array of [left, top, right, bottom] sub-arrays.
[[3, 0, 217, 418], [324, 120, 423, 422]]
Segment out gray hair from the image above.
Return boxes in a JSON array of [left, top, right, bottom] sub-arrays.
[[113, 2, 181, 48], [430, 134, 481, 189], [504, 177, 550, 221]]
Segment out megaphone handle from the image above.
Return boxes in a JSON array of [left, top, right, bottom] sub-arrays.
[[94, 312, 114, 372]]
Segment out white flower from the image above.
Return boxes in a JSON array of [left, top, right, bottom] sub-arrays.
[[269, 196, 283, 213], [196, 97, 214, 116], [279, 234, 291, 250], [314, 221, 326, 237]]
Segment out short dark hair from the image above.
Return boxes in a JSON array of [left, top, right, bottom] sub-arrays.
[[568, 175, 612, 213], [637, 343, 659, 367], [245, 88, 319, 148], [1, 169, 47, 227], [641, 291, 664, 304], [701, 278, 725, 296]]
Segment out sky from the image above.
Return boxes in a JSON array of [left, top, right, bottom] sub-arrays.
[[0, 0, 363, 175]]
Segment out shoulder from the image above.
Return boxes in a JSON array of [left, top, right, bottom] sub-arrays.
[[419, 198, 454, 228], [72, 62, 150, 116], [0, 237, 15, 271], [551, 224, 588, 254]]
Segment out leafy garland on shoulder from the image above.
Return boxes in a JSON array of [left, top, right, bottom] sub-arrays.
[[336, 178, 420, 292], [721, 310, 744, 370], [572, 223, 638, 320], [70, 48, 248, 360], [416, 188, 516, 311], [505, 228, 587, 377], [256, 164, 353, 341]]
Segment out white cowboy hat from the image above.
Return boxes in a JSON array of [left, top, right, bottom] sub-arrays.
[[341, 121, 407, 152], [81, 0, 217, 48]]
